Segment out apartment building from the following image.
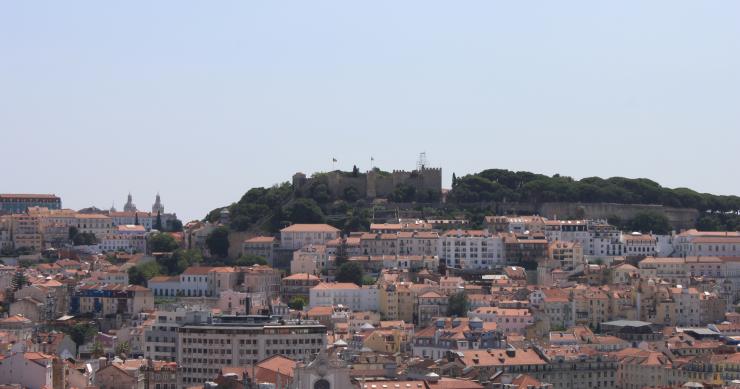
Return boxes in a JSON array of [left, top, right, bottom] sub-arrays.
[[438, 230, 505, 270], [280, 224, 340, 250], [241, 236, 278, 265], [309, 282, 379, 312], [176, 315, 326, 388]]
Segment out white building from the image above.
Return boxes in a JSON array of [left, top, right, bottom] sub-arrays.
[[308, 283, 379, 311], [674, 229, 740, 257], [438, 230, 505, 270], [0, 352, 54, 389], [280, 224, 340, 250], [100, 224, 147, 253]]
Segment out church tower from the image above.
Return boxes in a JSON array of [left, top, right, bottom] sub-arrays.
[[124, 193, 137, 212], [152, 193, 164, 214]]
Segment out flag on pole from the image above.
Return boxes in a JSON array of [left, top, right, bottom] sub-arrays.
[[332, 158, 337, 163]]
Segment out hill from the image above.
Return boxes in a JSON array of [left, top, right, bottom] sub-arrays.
[[205, 168, 740, 233]]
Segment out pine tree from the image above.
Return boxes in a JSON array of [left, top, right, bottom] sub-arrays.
[[452, 173, 457, 188], [154, 210, 163, 231], [134, 212, 139, 225]]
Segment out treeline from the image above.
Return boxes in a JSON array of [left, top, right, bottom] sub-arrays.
[[449, 169, 740, 212]]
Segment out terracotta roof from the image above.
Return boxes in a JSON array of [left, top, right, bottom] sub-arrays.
[[283, 273, 320, 281], [182, 266, 214, 275], [307, 306, 333, 316], [311, 282, 360, 290], [281, 224, 339, 233], [244, 236, 276, 243]]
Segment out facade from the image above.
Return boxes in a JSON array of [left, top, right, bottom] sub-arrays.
[[291, 244, 328, 275], [438, 230, 505, 270], [101, 224, 148, 253], [280, 224, 340, 250], [176, 316, 326, 388], [282, 273, 321, 302], [0, 194, 61, 214], [309, 283, 379, 312], [0, 352, 54, 389], [242, 236, 278, 265], [71, 283, 154, 317]]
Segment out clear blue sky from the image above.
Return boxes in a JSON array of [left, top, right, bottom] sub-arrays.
[[2, 1, 738, 222]]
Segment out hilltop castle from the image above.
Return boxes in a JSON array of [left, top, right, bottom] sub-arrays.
[[292, 165, 442, 201]]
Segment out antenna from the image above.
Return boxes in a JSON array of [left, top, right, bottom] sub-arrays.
[[416, 152, 428, 170]]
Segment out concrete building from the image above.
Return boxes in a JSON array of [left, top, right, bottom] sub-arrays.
[[176, 315, 326, 388], [309, 283, 379, 312], [280, 224, 340, 250], [438, 230, 505, 270], [71, 283, 154, 317], [0, 194, 61, 214], [282, 273, 321, 302], [241, 236, 278, 265]]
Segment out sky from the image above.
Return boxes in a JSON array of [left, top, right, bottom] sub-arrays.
[[1, 1, 738, 222]]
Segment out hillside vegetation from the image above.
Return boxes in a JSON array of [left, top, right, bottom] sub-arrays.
[[206, 169, 740, 233]]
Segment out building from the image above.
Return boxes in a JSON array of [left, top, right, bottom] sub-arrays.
[[280, 224, 340, 250], [176, 315, 326, 388], [0, 194, 61, 214], [674, 229, 740, 257], [412, 317, 503, 360], [438, 230, 505, 270], [71, 283, 154, 317], [468, 307, 534, 335], [282, 273, 321, 303], [309, 283, 379, 312], [290, 244, 328, 275], [101, 224, 147, 253], [0, 352, 55, 389], [242, 236, 278, 265], [622, 233, 658, 258]]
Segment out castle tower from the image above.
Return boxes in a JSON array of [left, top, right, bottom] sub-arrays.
[[123, 193, 137, 212], [152, 193, 164, 214]]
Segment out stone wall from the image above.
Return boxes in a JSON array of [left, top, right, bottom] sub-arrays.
[[537, 202, 699, 230]]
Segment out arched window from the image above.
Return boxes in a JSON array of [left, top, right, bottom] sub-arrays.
[[313, 379, 330, 389]]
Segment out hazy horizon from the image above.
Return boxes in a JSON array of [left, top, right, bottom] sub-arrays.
[[2, 1, 738, 222]]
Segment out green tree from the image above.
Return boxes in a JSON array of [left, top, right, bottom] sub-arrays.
[[361, 275, 376, 285], [447, 292, 470, 317], [149, 232, 179, 253], [234, 254, 267, 267], [342, 186, 360, 202], [115, 341, 130, 357], [91, 339, 104, 358], [335, 262, 364, 286], [390, 184, 416, 202], [288, 296, 307, 310], [128, 261, 162, 286], [67, 323, 97, 347], [206, 226, 230, 258], [283, 199, 325, 224], [627, 212, 671, 234]]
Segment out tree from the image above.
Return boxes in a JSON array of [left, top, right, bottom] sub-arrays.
[[283, 199, 325, 224], [342, 186, 360, 202], [67, 323, 97, 347], [134, 213, 139, 225], [627, 212, 671, 234], [452, 173, 457, 188], [149, 232, 179, 253], [234, 254, 267, 267], [206, 226, 230, 258], [390, 184, 416, 203], [68, 226, 79, 241], [91, 339, 104, 358], [154, 211, 163, 231], [352, 165, 360, 177], [128, 261, 161, 286], [288, 296, 307, 310], [361, 275, 376, 285], [335, 262, 364, 286], [166, 219, 183, 232], [115, 341, 130, 357], [447, 292, 470, 317]]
